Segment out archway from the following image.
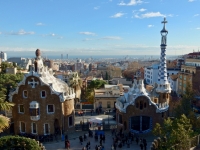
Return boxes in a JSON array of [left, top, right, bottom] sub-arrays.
[[123, 121, 127, 131], [130, 116, 151, 133], [54, 119, 60, 134]]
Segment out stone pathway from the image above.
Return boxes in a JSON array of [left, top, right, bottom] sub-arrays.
[[43, 131, 155, 150]]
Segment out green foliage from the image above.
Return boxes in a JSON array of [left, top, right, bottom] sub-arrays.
[[85, 79, 107, 104], [0, 62, 13, 73], [153, 115, 193, 150], [0, 135, 41, 150], [88, 80, 107, 89], [0, 73, 24, 96], [174, 82, 200, 131]]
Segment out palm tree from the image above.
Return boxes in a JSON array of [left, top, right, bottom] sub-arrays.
[[0, 91, 14, 133], [69, 72, 82, 108]]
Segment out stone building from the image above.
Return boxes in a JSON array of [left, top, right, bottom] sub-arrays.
[[115, 18, 171, 134], [9, 49, 75, 136], [178, 58, 200, 95], [94, 84, 130, 111]]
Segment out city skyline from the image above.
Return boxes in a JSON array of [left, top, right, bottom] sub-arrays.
[[0, 0, 200, 57]]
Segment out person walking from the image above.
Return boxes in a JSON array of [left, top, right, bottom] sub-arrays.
[[140, 143, 144, 150], [136, 137, 139, 145]]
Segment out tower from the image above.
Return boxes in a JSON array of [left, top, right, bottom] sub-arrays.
[[156, 18, 171, 103]]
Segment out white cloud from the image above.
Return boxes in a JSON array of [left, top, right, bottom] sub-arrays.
[[36, 22, 45, 26], [194, 14, 199, 17], [118, 0, 143, 6], [148, 25, 154, 28], [111, 12, 125, 18], [82, 38, 92, 41], [94, 6, 100, 10], [168, 14, 174, 17], [101, 36, 121, 40], [196, 27, 200, 30], [79, 32, 96, 36], [139, 8, 146, 12], [42, 33, 56, 37], [8, 29, 35, 35], [135, 12, 165, 18], [188, 0, 195, 2]]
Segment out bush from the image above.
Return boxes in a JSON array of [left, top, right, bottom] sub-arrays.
[[0, 135, 41, 150]]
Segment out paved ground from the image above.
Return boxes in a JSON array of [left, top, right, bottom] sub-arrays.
[[43, 130, 155, 150], [43, 111, 155, 150]]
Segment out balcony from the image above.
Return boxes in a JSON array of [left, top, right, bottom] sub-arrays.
[[30, 115, 40, 121]]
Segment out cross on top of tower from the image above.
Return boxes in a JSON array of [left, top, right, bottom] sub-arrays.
[[162, 17, 167, 25]]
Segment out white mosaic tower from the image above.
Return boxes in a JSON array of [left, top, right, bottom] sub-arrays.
[[156, 18, 171, 93]]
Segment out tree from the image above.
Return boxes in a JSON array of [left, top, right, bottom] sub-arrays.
[[153, 114, 193, 150], [0, 135, 42, 150], [174, 82, 200, 131], [0, 62, 13, 73], [0, 73, 24, 100], [0, 91, 14, 133], [85, 79, 107, 103], [69, 72, 82, 107]]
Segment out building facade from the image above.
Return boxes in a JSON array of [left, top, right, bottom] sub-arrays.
[[178, 58, 200, 95], [9, 49, 75, 136], [115, 18, 171, 134]]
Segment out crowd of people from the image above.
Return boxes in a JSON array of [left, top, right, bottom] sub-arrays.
[[110, 128, 147, 150]]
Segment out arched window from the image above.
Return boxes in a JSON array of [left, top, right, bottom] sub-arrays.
[[136, 102, 139, 108], [144, 102, 146, 108], [140, 101, 143, 110]]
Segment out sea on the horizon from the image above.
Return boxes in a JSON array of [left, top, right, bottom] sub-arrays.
[[7, 55, 179, 60]]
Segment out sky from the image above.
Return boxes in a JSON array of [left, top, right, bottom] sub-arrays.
[[0, 0, 200, 58]]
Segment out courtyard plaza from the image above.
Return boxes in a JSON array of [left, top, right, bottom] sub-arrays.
[[43, 111, 155, 150]]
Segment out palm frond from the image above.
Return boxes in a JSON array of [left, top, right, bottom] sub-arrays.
[[0, 115, 10, 133]]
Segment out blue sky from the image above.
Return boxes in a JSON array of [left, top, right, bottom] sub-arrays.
[[0, 0, 200, 57]]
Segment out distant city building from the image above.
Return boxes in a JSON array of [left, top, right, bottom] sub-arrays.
[[6, 67, 17, 74], [7, 57, 32, 70], [144, 64, 180, 85], [0, 51, 7, 61], [178, 58, 200, 95], [95, 84, 129, 110], [109, 77, 132, 86], [168, 75, 178, 94], [74, 59, 84, 71]]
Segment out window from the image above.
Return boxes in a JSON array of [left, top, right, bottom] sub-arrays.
[[118, 114, 122, 124], [107, 101, 111, 108], [44, 123, 50, 135], [162, 112, 164, 118], [31, 123, 37, 134], [47, 105, 54, 114], [179, 75, 182, 79], [41, 91, 46, 98], [20, 122, 25, 133], [30, 108, 39, 116], [144, 102, 146, 108], [136, 102, 139, 108], [19, 105, 24, 113], [69, 116, 73, 127], [184, 76, 186, 81], [23, 90, 28, 98], [140, 101, 143, 110], [29, 101, 40, 121]]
